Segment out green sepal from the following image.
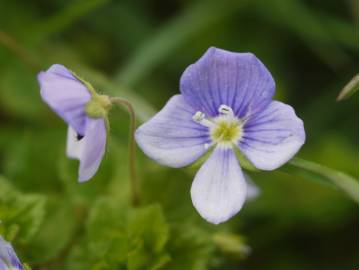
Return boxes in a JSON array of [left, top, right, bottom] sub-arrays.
[[84, 95, 111, 119], [70, 70, 98, 96], [69, 69, 112, 120], [189, 145, 258, 172], [233, 147, 258, 171]]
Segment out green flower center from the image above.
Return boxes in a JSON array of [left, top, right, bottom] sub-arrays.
[[211, 117, 242, 145]]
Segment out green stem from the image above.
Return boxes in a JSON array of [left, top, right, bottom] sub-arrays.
[[110, 97, 140, 206]]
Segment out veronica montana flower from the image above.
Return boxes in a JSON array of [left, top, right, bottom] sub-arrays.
[[0, 237, 24, 270], [136, 47, 305, 224], [38, 64, 111, 182]]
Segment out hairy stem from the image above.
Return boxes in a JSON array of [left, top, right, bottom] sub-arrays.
[[110, 97, 140, 206]]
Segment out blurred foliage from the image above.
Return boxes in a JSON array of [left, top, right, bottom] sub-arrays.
[[337, 73, 359, 100], [0, 0, 359, 269]]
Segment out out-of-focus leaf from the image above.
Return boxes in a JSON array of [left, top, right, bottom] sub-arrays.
[[25, 199, 78, 264], [255, 0, 350, 68], [82, 198, 170, 269], [165, 224, 214, 270], [115, 0, 248, 86], [28, 0, 110, 44], [128, 204, 169, 254], [282, 158, 359, 203], [337, 73, 359, 101], [0, 176, 46, 243], [0, 60, 43, 120], [213, 233, 250, 259]]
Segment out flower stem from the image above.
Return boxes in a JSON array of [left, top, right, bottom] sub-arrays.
[[110, 97, 140, 206]]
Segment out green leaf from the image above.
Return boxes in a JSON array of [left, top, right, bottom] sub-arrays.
[[337, 73, 359, 101], [83, 198, 170, 269], [0, 176, 46, 243], [281, 158, 359, 203], [213, 233, 250, 259], [128, 204, 169, 254], [115, 0, 247, 87], [28, 0, 110, 44], [165, 224, 214, 270], [25, 199, 78, 264]]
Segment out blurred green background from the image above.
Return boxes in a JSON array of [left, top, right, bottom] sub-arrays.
[[0, 0, 358, 269]]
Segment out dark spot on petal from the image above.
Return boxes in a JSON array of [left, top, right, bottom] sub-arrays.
[[76, 134, 84, 141]]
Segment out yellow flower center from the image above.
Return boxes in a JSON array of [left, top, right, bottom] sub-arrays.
[[211, 116, 242, 146], [192, 105, 244, 149]]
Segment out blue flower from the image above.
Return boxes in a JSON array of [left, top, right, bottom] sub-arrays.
[[135, 47, 305, 224], [0, 237, 24, 270], [38, 64, 109, 182]]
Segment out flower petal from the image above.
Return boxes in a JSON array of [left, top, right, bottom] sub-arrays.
[[38, 64, 91, 135], [135, 95, 211, 168], [244, 173, 260, 201], [239, 101, 305, 170], [0, 237, 24, 270], [180, 47, 275, 118], [77, 118, 107, 182], [191, 147, 247, 224], [66, 126, 85, 160]]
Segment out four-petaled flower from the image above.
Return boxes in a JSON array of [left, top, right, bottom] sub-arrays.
[[135, 47, 305, 224], [38, 64, 110, 182], [0, 236, 24, 270]]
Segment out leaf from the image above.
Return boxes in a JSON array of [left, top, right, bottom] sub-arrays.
[[165, 224, 214, 270], [115, 0, 247, 87], [84, 198, 170, 269], [213, 233, 250, 259], [128, 204, 169, 254], [0, 176, 46, 243], [28, 0, 110, 44], [281, 158, 359, 203], [25, 199, 78, 264], [337, 73, 359, 101]]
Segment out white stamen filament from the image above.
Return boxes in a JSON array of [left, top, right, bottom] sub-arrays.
[[192, 111, 215, 128]]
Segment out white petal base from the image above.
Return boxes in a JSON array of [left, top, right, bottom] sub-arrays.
[[191, 147, 247, 225]]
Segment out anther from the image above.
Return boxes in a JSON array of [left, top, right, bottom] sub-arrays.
[[218, 104, 234, 117], [192, 111, 214, 128], [192, 111, 205, 122]]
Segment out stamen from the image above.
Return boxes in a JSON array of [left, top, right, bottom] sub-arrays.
[[192, 111, 214, 128], [218, 104, 234, 117], [192, 111, 205, 122]]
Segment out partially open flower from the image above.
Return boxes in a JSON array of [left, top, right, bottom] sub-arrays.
[[38, 64, 110, 182], [0, 237, 24, 270], [136, 47, 305, 224]]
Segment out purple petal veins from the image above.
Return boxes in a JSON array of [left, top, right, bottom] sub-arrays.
[[38, 64, 91, 135], [135, 95, 211, 168], [239, 101, 305, 170], [38, 64, 107, 182], [190, 147, 247, 224], [136, 47, 305, 224], [67, 118, 107, 182], [180, 47, 275, 118]]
